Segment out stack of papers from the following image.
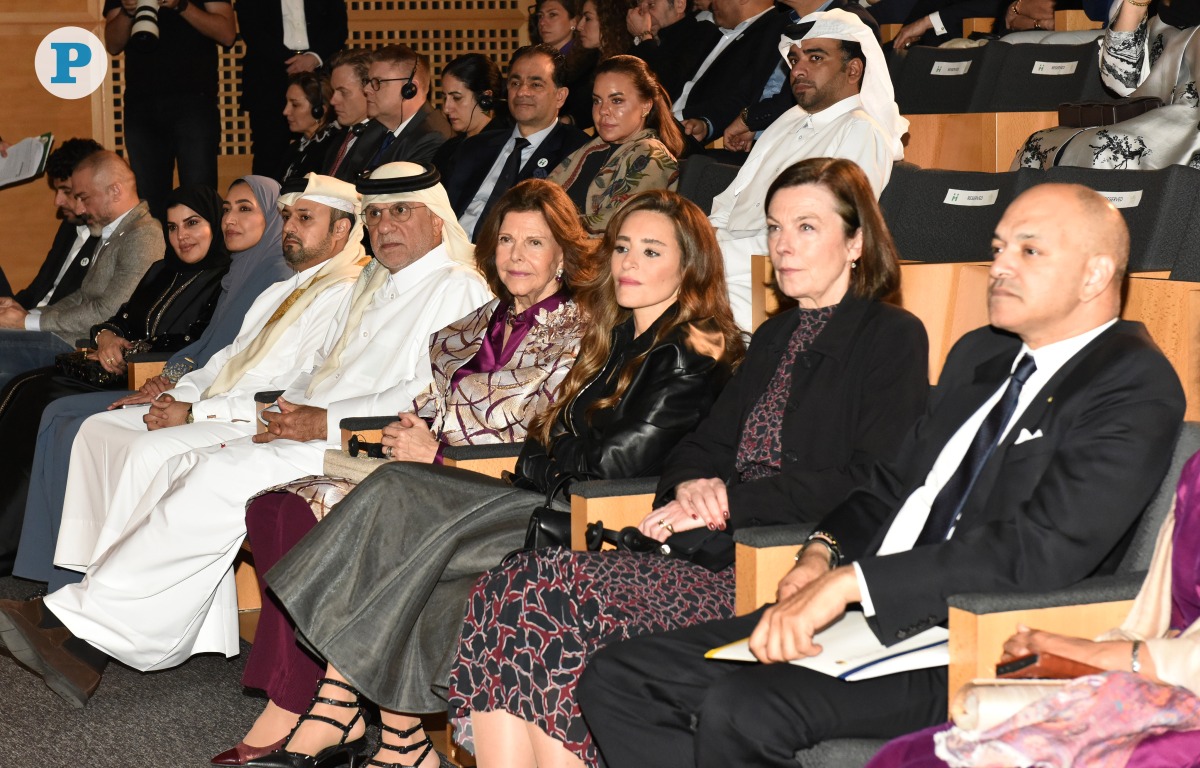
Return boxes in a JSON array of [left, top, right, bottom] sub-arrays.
[[705, 610, 948, 682], [0, 133, 54, 188]]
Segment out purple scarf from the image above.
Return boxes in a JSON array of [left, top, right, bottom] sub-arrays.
[[449, 291, 567, 392]]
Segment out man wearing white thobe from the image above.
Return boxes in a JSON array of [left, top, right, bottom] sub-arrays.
[[0, 163, 491, 708], [713, 9, 907, 330], [55, 174, 368, 572]]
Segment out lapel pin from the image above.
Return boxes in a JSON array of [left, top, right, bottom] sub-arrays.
[[1047, 396, 1053, 403], [537, 158, 548, 168]]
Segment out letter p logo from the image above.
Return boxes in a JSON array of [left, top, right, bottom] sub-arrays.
[[50, 42, 92, 84], [36, 28, 108, 99]]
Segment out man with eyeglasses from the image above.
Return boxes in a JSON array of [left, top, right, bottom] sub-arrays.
[[0, 165, 491, 706], [342, 44, 455, 180], [442, 44, 588, 241]]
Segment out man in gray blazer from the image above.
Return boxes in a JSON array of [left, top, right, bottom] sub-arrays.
[[0, 151, 165, 388]]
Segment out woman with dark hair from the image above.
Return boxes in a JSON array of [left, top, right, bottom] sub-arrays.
[[447, 157, 930, 768], [0, 186, 232, 570], [578, 0, 635, 58], [550, 55, 684, 235], [212, 179, 590, 765], [434, 53, 505, 173], [281, 72, 336, 183], [245, 189, 744, 768], [1016, 0, 1200, 169]]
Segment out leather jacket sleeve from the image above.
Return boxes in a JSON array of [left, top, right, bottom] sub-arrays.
[[515, 334, 730, 494]]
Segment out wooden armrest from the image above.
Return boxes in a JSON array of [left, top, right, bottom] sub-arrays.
[[127, 359, 167, 389], [903, 112, 1059, 173], [569, 478, 658, 550], [961, 16, 994, 35], [1122, 276, 1200, 421], [339, 416, 393, 451], [947, 600, 1132, 703], [1054, 9, 1102, 31], [440, 443, 522, 479], [734, 542, 797, 615]]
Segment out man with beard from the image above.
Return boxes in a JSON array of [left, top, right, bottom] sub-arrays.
[[0, 139, 104, 309], [707, 9, 907, 330]]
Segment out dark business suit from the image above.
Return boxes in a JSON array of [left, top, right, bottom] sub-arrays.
[[631, 14, 722, 102], [678, 7, 789, 143], [578, 320, 1185, 768], [440, 122, 588, 237], [335, 105, 456, 181], [656, 296, 929, 526], [235, 0, 348, 179], [11, 222, 94, 311]]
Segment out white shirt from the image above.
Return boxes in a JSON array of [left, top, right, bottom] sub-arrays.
[[711, 96, 895, 236], [169, 262, 354, 424], [281, 0, 310, 52], [673, 7, 773, 120], [460, 121, 559, 236], [26, 208, 133, 331], [854, 318, 1120, 615], [36, 224, 92, 308], [280, 244, 493, 440]]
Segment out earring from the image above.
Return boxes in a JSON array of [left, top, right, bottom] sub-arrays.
[[555, 267, 564, 282], [851, 260, 858, 269]]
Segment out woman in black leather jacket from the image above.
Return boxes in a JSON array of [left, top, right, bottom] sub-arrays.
[[246, 190, 744, 768]]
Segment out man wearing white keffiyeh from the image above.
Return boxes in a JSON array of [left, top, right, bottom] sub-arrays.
[[4, 164, 490, 705], [710, 8, 906, 330]]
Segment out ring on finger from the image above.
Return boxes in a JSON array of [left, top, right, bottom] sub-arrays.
[[664, 522, 675, 534], [384, 445, 394, 459], [657, 517, 668, 528]]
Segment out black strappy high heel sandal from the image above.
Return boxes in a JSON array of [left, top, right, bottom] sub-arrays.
[[365, 722, 453, 768], [247, 678, 369, 768]]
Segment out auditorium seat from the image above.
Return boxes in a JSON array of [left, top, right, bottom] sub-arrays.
[[879, 164, 1020, 263], [677, 155, 741, 216], [569, 478, 658, 550], [892, 44, 1006, 115], [981, 41, 1111, 111], [1045, 165, 1200, 273]]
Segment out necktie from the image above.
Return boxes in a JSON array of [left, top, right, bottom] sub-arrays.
[[368, 130, 397, 171], [477, 137, 531, 236], [916, 353, 1038, 545], [328, 131, 357, 177]]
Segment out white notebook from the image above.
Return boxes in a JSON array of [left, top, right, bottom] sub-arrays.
[[705, 610, 948, 682]]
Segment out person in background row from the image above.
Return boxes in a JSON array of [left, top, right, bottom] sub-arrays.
[[323, 48, 375, 182], [433, 54, 505, 174], [102, 0, 235, 220], [0, 139, 104, 311], [627, 0, 721, 101], [549, 55, 684, 234], [563, 0, 635, 129], [0, 151, 165, 389], [235, 0, 348, 180], [281, 72, 337, 183]]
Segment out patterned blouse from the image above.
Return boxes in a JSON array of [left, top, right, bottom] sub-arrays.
[[413, 297, 586, 446], [548, 128, 679, 235]]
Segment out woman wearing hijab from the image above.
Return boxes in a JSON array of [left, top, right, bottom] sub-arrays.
[[0, 185, 233, 572], [1016, 0, 1200, 169], [11, 176, 291, 591]]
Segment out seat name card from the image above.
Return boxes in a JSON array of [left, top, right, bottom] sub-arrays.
[[944, 189, 1000, 206], [1032, 61, 1079, 75], [931, 61, 972, 76], [1097, 190, 1143, 208]]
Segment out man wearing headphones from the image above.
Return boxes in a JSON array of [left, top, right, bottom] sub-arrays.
[[338, 45, 455, 181], [323, 49, 374, 181], [103, 0, 236, 221]]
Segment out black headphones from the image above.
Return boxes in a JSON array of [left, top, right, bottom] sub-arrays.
[[400, 65, 419, 100], [477, 89, 495, 112]]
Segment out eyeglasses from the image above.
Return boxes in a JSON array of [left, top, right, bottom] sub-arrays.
[[367, 75, 413, 92], [361, 202, 428, 227]]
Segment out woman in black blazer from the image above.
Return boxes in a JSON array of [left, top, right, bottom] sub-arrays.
[[445, 158, 930, 768]]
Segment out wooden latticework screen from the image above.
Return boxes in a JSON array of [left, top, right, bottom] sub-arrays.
[[103, 1, 527, 160]]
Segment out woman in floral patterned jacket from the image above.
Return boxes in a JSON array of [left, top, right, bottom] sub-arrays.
[[550, 55, 685, 234]]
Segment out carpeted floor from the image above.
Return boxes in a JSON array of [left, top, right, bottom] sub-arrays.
[[0, 574, 264, 768]]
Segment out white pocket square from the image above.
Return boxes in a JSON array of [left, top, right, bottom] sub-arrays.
[[1015, 428, 1044, 445]]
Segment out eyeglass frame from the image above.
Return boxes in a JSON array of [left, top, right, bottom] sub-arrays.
[[367, 74, 415, 92], [360, 201, 429, 227]]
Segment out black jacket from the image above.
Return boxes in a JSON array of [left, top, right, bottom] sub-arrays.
[[90, 258, 228, 353], [656, 296, 929, 528], [631, 13, 722, 102], [14, 222, 95, 311], [337, 105, 457, 181], [235, 0, 348, 111], [829, 321, 1184, 644], [516, 308, 734, 493]]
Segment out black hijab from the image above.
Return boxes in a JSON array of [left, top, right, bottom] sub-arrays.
[[1158, 0, 1200, 29], [161, 185, 233, 273]]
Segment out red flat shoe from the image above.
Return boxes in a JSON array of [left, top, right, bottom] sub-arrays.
[[211, 736, 288, 766]]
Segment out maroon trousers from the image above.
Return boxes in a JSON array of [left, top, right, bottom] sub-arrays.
[[241, 492, 326, 713]]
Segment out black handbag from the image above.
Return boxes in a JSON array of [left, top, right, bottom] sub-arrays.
[[520, 473, 577, 550]]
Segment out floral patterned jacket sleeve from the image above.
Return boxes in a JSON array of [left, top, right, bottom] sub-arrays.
[[1100, 16, 1152, 95], [550, 129, 680, 235]]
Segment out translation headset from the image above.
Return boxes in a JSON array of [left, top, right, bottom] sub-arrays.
[[400, 65, 419, 100], [462, 88, 495, 134]]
